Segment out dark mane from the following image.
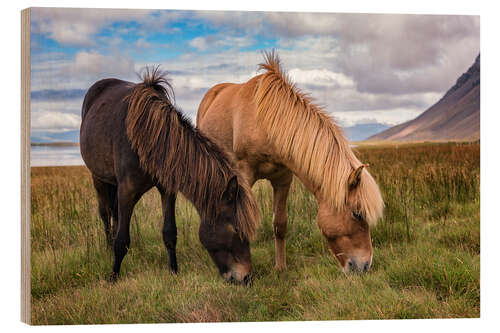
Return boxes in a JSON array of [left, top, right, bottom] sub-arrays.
[[125, 67, 260, 239], [137, 66, 175, 102]]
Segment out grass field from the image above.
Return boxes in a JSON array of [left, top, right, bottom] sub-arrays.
[[30, 142, 480, 324]]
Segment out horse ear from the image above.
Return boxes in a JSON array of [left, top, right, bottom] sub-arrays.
[[222, 176, 239, 203], [348, 164, 367, 189]]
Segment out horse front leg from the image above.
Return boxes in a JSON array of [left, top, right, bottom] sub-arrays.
[[271, 172, 293, 271]]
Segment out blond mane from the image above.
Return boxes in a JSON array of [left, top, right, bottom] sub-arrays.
[[254, 51, 383, 225]]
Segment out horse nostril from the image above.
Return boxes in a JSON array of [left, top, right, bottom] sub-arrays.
[[348, 260, 354, 270], [243, 274, 253, 287]]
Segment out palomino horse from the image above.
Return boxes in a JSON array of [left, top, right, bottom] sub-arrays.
[[197, 51, 384, 273], [80, 67, 260, 283]]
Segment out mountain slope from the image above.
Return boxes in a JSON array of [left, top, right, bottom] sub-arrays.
[[369, 55, 480, 141]]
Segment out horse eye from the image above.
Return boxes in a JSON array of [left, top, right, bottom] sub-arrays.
[[352, 211, 363, 221]]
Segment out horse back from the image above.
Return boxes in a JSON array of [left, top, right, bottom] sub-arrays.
[[81, 78, 130, 120], [197, 75, 281, 183], [196, 82, 233, 125]]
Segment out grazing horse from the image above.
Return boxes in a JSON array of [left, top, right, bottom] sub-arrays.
[[197, 51, 384, 273], [80, 68, 260, 283]]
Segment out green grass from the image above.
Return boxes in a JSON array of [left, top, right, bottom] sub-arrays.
[[30, 142, 480, 324]]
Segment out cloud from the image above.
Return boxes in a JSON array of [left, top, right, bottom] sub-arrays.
[[30, 50, 137, 91], [31, 8, 155, 46], [31, 98, 84, 116], [31, 89, 86, 101], [303, 83, 442, 112], [31, 112, 81, 131], [136, 38, 152, 49], [334, 109, 424, 128], [288, 68, 355, 89], [326, 15, 479, 95], [188, 34, 255, 51], [189, 36, 210, 51], [135, 50, 265, 118], [70, 50, 135, 77], [29, 49, 136, 134], [263, 12, 343, 37], [29, 9, 479, 138], [136, 46, 446, 126], [194, 11, 266, 32], [196, 12, 479, 95], [31, 8, 185, 47]]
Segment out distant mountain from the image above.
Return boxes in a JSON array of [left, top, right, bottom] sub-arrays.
[[31, 130, 79, 144], [369, 54, 480, 141], [342, 122, 391, 141]]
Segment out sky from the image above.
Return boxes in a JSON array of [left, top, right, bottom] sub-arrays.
[[30, 8, 480, 142]]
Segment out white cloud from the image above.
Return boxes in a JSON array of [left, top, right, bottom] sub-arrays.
[[224, 35, 255, 48], [31, 99, 83, 116], [29, 10, 479, 134], [132, 48, 447, 128], [196, 12, 479, 95], [30, 50, 137, 91], [189, 37, 209, 51], [32, 8, 158, 46], [31, 112, 81, 131], [31, 8, 186, 47], [136, 38, 152, 49], [288, 68, 355, 89], [188, 34, 255, 51], [194, 11, 266, 32], [334, 109, 424, 128], [70, 51, 135, 77]]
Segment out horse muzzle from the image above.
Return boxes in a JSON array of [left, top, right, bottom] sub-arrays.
[[343, 256, 372, 273], [222, 262, 253, 285]]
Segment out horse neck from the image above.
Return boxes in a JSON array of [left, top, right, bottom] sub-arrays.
[[180, 177, 221, 221], [178, 148, 231, 222], [277, 139, 355, 213]]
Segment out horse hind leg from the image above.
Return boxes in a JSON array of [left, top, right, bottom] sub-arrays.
[[92, 175, 117, 246], [157, 186, 178, 273], [271, 172, 293, 271], [110, 178, 145, 281]]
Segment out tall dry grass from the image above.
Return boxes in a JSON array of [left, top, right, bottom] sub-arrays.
[[30, 142, 479, 324]]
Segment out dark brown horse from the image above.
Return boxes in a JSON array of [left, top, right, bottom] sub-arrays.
[[80, 67, 260, 283]]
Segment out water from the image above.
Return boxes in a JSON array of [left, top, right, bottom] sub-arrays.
[[30, 145, 84, 167]]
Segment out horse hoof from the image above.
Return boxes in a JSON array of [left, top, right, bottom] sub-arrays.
[[274, 264, 287, 271], [108, 272, 119, 283]]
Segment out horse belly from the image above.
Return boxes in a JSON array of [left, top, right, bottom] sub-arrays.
[[257, 161, 281, 175]]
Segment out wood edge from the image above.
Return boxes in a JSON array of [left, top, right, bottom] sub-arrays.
[[21, 7, 31, 325]]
